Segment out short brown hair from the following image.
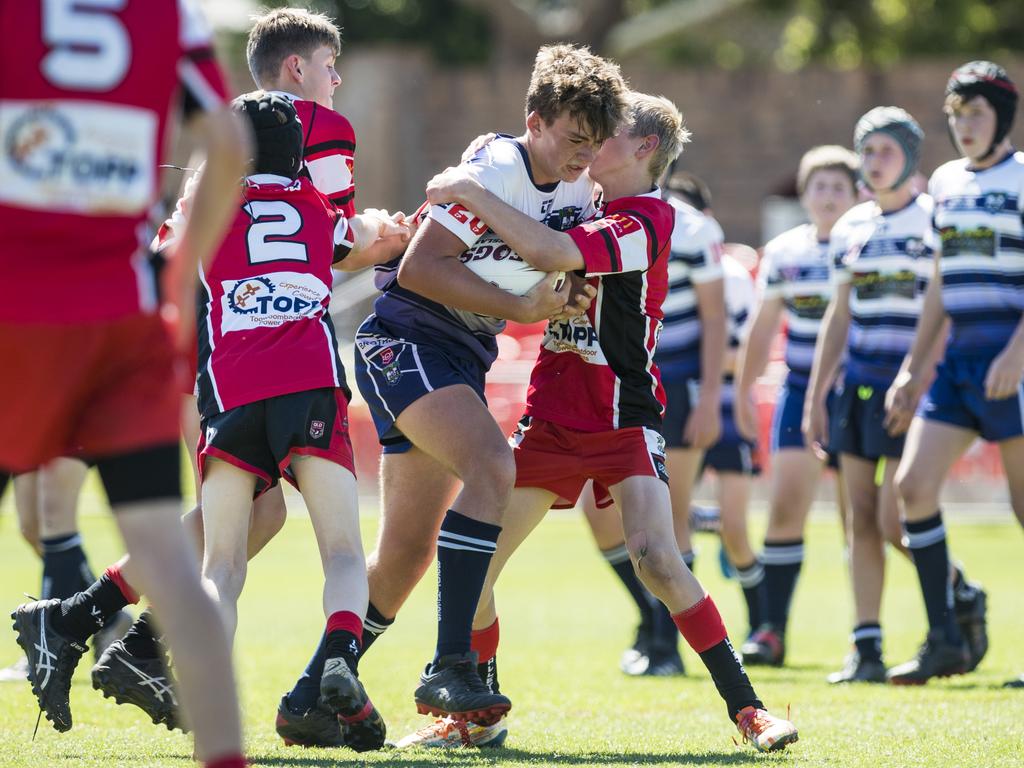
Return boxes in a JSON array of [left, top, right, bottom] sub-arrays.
[[625, 92, 690, 183], [246, 8, 342, 87], [796, 144, 859, 195], [525, 44, 626, 144]]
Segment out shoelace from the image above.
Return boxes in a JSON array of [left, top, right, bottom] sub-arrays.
[[453, 662, 492, 695], [416, 718, 471, 745]]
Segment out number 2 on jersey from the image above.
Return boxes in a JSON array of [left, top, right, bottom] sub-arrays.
[[244, 200, 310, 264]]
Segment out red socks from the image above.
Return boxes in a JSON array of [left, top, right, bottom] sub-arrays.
[[672, 595, 727, 653], [105, 563, 140, 604], [471, 618, 500, 662], [205, 755, 246, 768]]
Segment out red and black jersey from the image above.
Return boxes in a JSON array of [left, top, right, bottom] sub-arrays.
[[524, 190, 675, 432], [293, 98, 356, 218], [196, 176, 352, 418], [0, 0, 229, 324]]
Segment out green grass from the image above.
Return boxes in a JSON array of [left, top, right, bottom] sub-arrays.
[[1, 489, 1023, 767]]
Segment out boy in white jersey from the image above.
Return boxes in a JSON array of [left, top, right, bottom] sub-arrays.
[[885, 61, 1022, 684], [278, 45, 624, 739], [804, 108, 934, 682], [734, 146, 858, 667]]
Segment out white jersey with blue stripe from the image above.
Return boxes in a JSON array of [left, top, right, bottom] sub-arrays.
[[653, 198, 724, 379], [927, 151, 1024, 358], [831, 196, 932, 386], [372, 136, 596, 368], [758, 223, 832, 387]]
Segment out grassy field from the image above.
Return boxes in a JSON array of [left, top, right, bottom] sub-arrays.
[[1, 486, 1022, 767]]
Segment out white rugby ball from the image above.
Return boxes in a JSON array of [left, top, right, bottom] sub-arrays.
[[459, 233, 560, 296]]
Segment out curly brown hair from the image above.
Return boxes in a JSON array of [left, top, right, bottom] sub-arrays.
[[246, 8, 342, 88], [526, 44, 627, 144]]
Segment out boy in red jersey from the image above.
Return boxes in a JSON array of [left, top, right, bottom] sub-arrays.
[[1, 1, 250, 766], [194, 91, 405, 751], [423, 92, 799, 753]]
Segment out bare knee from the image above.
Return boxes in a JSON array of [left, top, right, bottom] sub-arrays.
[[462, 447, 515, 508], [625, 532, 678, 590], [202, 558, 247, 601]]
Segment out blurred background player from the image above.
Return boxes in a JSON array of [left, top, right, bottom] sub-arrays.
[[0, 460, 131, 682], [884, 60, 1020, 685], [805, 108, 943, 682], [0, 1, 250, 767], [734, 145, 858, 667], [427, 90, 799, 753], [276, 43, 618, 746]]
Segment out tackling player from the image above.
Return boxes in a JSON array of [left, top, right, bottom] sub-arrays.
[[734, 145, 859, 666], [276, 43, 623, 744], [884, 61, 1021, 684], [427, 91, 799, 753], [1, 2, 250, 766]]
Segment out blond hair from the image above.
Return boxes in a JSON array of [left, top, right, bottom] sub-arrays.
[[526, 44, 627, 144], [796, 145, 859, 195], [625, 92, 690, 182], [246, 7, 342, 87]]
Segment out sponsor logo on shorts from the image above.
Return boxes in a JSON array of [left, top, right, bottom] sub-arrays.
[[205, 426, 217, 443], [309, 419, 325, 439]]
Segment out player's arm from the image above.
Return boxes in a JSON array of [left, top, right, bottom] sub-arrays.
[[332, 210, 410, 272], [802, 282, 851, 453], [687, 277, 726, 449], [733, 293, 783, 441], [884, 252, 950, 432], [398, 218, 568, 324], [426, 167, 583, 272]]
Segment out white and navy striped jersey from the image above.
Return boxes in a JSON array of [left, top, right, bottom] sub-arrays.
[[653, 198, 724, 379], [831, 196, 932, 386], [758, 224, 832, 388], [372, 136, 595, 368], [928, 151, 1024, 358]]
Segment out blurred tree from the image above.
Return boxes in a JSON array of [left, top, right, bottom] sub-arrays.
[[265, 0, 1024, 68]]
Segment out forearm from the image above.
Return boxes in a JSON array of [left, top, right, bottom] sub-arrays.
[[453, 188, 583, 272], [698, 310, 726, 400], [806, 300, 849, 405], [735, 301, 780, 393], [398, 251, 527, 321]]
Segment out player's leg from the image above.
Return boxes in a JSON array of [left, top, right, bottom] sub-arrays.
[[104, 446, 243, 764], [717, 468, 763, 638], [199, 458, 257, 642], [393, 385, 513, 722], [998, 435, 1024, 528], [888, 416, 975, 683], [743, 447, 822, 666], [582, 484, 658, 674], [277, 445, 456, 747], [827, 454, 889, 683], [12, 472, 42, 555], [612, 474, 798, 752]]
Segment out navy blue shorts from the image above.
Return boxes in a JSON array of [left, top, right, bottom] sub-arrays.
[[661, 376, 699, 449], [771, 380, 839, 468], [920, 355, 1024, 442], [702, 440, 760, 475], [354, 316, 487, 454], [831, 380, 905, 460]]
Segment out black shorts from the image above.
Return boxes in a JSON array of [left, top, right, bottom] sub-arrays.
[[661, 377, 699, 449], [702, 441, 760, 476], [198, 387, 355, 498], [831, 380, 904, 461]]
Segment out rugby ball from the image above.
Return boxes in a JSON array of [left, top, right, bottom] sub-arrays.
[[459, 232, 559, 296]]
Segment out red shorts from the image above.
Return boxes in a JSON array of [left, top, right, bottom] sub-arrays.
[[0, 316, 180, 473], [511, 416, 669, 508]]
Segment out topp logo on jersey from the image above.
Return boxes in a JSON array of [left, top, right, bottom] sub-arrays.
[[221, 271, 329, 334], [0, 101, 155, 215], [542, 316, 608, 364]]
